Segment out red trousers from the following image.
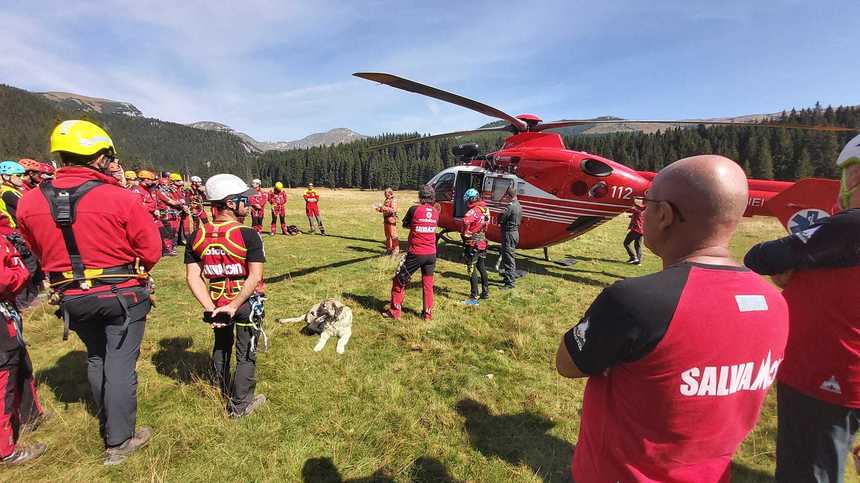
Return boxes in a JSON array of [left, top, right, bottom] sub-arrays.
[[389, 253, 435, 319], [0, 346, 41, 458], [384, 221, 399, 254]]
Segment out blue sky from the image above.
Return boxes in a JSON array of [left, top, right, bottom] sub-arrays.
[[1, 0, 858, 141]]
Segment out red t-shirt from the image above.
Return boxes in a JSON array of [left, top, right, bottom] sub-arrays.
[[566, 263, 788, 482], [403, 203, 438, 255], [628, 206, 644, 234], [745, 208, 860, 407], [16, 167, 162, 273]]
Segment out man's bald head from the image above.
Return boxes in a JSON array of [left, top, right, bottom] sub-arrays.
[[645, 155, 748, 262]]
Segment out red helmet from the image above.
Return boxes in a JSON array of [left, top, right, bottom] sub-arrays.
[[18, 158, 41, 173], [39, 162, 55, 175]]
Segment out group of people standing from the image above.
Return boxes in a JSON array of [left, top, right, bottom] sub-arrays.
[[1, 117, 858, 482], [378, 182, 522, 321], [558, 141, 860, 482], [248, 180, 325, 236]]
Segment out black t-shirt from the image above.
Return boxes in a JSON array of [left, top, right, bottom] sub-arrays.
[[564, 262, 749, 375], [402, 205, 417, 228], [183, 225, 266, 264], [744, 208, 860, 274]]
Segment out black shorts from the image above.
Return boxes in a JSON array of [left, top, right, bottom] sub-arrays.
[[394, 252, 436, 284]]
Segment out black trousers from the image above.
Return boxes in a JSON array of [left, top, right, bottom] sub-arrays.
[[776, 382, 860, 482], [465, 247, 488, 298], [623, 231, 642, 261], [64, 286, 151, 447], [211, 303, 257, 413], [500, 231, 519, 285]]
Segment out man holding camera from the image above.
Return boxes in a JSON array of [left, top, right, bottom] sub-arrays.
[[185, 174, 267, 418]]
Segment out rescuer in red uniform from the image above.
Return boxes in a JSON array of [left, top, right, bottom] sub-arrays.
[[383, 186, 438, 320], [248, 179, 266, 234], [136, 170, 161, 225], [156, 173, 183, 255], [377, 188, 399, 255], [303, 183, 325, 235], [17, 159, 43, 192], [0, 161, 46, 308], [461, 188, 489, 305], [186, 176, 207, 235], [186, 174, 267, 418], [17, 120, 161, 466], [268, 181, 288, 236], [745, 134, 860, 482], [623, 200, 645, 264], [0, 237, 47, 465], [556, 156, 789, 483]]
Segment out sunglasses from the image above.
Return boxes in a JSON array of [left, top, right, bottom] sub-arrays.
[[632, 195, 686, 223]]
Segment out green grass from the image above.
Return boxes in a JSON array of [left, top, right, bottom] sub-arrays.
[[11, 188, 859, 482]]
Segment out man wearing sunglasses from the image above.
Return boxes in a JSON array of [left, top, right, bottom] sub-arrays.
[[557, 155, 789, 482], [745, 134, 860, 483], [185, 174, 267, 419]]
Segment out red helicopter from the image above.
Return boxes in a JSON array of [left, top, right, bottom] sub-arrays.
[[355, 73, 855, 254]]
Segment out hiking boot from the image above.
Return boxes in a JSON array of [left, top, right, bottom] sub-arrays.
[[420, 311, 432, 321], [479, 292, 490, 300], [104, 427, 152, 466], [1, 444, 47, 466], [381, 310, 400, 320], [229, 394, 266, 419], [21, 410, 54, 433], [627, 258, 641, 265]]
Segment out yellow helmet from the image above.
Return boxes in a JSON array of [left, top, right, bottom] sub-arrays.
[[275, 181, 284, 190], [50, 120, 116, 156], [169, 173, 183, 182], [124, 170, 137, 180], [137, 169, 156, 180]]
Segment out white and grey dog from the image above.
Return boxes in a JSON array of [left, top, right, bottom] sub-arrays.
[[278, 299, 353, 354]]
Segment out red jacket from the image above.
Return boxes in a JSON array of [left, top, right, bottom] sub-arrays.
[[0, 237, 29, 303], [249, 189, 267, 216], [269, 190, 287, 214], [462, 201, 489, 250], [17, 166, 162, 273]]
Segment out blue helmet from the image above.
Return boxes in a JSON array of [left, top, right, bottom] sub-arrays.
[[0, 161, 25, 175], [463, 188, 480, 203]]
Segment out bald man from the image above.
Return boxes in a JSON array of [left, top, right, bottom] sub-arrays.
[[745, 135, 860, 483], [557, 156, 789, 483]]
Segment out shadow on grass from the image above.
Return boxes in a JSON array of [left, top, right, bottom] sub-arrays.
[[301, 456, 463, 483], [35, 350, 98, 416], [320, 233, 386, 247], [151, 337, 211, 384], [264, 255, 379, 284], [731, 462, 774, 483], [455, 398, 573, 483]]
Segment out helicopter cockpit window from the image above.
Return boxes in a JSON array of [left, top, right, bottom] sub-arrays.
[[581, 158, 613, 177], [434, 172, 455, 201]]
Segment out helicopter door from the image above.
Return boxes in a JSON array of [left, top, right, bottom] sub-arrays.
[[454, 171, 485, 218]]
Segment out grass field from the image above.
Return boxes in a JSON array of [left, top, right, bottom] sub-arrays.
[[10, 188, 858, 482]]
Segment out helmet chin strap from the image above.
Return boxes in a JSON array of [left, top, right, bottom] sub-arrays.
[[839, 161, 860, 209]]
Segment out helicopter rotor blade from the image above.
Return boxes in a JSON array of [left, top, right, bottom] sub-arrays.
[[535, 119, 858, 133], [367, 126, 514, 151], [354, 72, 529, 132]]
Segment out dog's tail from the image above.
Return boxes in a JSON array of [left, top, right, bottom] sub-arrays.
[[277, 315, 306, 324]]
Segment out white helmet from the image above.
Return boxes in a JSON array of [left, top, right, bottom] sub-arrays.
[[251, 178, 261, 187], [190, 175, 202, 183], [205, 173, 253, 202], [837, 134, 860, 168]]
